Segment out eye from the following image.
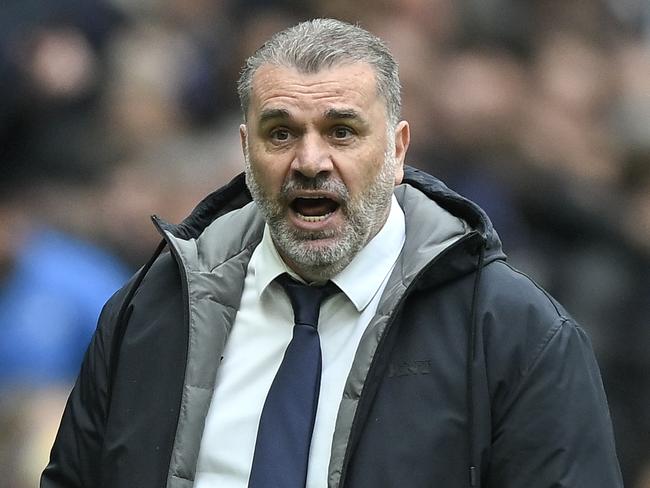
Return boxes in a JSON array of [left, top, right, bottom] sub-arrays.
[[269, 127, 292, 143], [331, 126, 355, 140]]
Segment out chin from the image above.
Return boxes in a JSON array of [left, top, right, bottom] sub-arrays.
[[284, 237, 359, 280], [270, 216, 368, 279]]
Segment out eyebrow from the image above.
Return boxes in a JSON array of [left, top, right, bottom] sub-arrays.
[[258, 108, 291, 124], [324, 108, 365, 122], [257, 107, 368, 126]]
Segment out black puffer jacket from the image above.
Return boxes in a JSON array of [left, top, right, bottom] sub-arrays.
[[42, 167, 623, 488]]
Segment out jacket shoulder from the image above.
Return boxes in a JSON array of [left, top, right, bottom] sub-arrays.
[[130, 249, 181, 304], [92, 248, 180, 336], [480, 260, 570, 327], [477, 260, 586, 399], [477, 262, 622, 487]]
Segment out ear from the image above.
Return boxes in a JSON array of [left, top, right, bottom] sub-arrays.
[[239, 124, 248, 159], [392, 120, 410, 185]]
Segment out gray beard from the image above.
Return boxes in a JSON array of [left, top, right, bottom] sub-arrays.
[[245, 152, 397, 282]]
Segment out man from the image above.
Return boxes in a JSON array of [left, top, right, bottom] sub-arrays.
[[42, 19, 623, 488]]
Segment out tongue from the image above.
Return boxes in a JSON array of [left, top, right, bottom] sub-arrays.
[[292, 198, 338, 217]]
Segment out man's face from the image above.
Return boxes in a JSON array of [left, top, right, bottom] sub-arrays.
[[241, 62, 409, 281]]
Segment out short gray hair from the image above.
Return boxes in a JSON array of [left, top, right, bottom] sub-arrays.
[[237, 18, 401, 126]]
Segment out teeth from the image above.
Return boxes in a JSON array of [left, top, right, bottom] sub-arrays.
[[297, 211, 333, 222]]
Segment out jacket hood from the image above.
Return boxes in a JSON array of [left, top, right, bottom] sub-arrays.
[[401, 166, 502, 254], [397, 166, 506, 290]]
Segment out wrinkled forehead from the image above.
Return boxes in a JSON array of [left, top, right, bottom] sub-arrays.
[[248, 61, 383, 116]]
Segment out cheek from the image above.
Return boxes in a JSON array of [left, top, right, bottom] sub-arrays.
[[339, 146, 387, 192], [248, 148, 289, 191]]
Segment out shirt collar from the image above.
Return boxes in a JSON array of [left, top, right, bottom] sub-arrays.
[[331, 194, 405, 311], [252, 225, 298, 299], [252, 194, 405, 311]]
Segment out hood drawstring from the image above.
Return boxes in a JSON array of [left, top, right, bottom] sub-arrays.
[[467, 241, 486, 487]]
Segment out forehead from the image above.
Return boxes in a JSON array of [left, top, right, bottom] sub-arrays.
[[249, 62, 382, 118]]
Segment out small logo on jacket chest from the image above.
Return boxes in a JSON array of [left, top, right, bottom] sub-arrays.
[[387, 359, 432, 378]]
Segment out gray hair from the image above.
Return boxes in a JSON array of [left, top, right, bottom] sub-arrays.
[[237, 18, 401, 126]]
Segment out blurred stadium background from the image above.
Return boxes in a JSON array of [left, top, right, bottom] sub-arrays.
[[1, 0, 649, 486]]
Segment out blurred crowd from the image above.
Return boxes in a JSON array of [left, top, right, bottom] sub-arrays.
[[1, 0, 649, 486]]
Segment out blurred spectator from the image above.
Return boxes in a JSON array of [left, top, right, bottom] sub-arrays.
[[0, 170, 131, 488], [0, 221, 130, 386], [98, 120, 244, 268]]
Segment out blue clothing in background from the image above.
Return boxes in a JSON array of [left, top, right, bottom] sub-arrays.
[[0, 227, 131, 387]]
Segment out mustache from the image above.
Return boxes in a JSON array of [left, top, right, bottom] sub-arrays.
[[279, 173, 349, 202]]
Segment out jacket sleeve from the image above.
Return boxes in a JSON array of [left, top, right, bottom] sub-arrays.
[[40, 281, 132, 488], [486, 317, 624, 488]]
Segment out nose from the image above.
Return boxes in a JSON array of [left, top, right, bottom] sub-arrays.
[[291, 132, 333, 178]]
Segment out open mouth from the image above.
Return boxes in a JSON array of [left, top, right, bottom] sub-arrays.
[[290, 196, 340, 222]]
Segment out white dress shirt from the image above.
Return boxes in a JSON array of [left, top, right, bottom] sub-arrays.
[[194, 195, 405, 488]]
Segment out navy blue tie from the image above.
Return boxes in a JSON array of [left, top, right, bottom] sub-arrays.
[[248, 273, 338, 488]]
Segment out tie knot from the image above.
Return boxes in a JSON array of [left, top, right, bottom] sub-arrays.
[[275, 273, 339, 328]]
